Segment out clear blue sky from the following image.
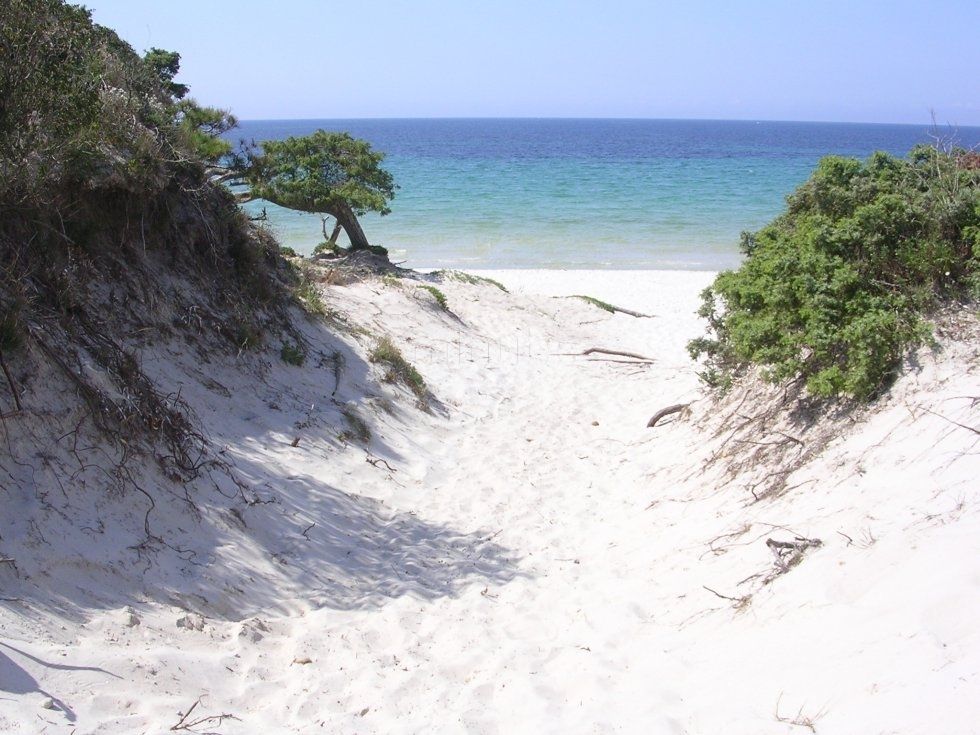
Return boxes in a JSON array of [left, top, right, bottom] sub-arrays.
[[86, 0, 980, 125]]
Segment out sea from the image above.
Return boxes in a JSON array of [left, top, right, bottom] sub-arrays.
[[231, 119, 980, 270]]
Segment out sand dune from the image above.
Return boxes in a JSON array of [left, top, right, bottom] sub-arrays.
[[1, 270, 977, 734]]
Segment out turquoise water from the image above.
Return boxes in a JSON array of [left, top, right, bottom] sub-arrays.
[[232, 119, 980, 270]]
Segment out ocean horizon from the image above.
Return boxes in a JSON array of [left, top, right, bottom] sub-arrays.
[[232, 118, 980, 270]]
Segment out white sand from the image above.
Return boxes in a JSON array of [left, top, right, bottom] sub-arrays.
[[1, 269, 978, 733]]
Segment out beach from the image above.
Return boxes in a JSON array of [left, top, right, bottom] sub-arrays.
[[5, 3, 979, 732], [3, 268, 977, 733]]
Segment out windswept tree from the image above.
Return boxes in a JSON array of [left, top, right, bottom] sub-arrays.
[[239, 131, 396, 251]]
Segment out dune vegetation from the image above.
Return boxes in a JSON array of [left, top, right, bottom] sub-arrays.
[[690, 147, 980, 398]]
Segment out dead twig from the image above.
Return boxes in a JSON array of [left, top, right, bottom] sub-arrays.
[[775, 692, 825, 732], [170, 698, 240, 732], [366, 455, 397, 472], [923, 407, 980, 436], [702, 585, 752, 610], [0, 350, 21, 412]]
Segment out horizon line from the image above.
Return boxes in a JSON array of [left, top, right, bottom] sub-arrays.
[[235, 115, 980, 130]]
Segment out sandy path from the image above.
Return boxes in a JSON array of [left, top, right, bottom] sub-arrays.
[[234, 270, 717, 733], [4, 270, 978, 734]]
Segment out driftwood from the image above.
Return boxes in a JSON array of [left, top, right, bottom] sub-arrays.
[[605, 305, 653, 318], [766, 537, 822, 552], [646, 403, 688, 428], [765, 536, 822, 578], [580, 348, 654, 362], [564, 296, 654, 318]]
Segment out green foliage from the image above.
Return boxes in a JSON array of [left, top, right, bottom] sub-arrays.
[[244, 131, 395, 216], [278, 245, 298, 258], [312, 241, 338, 256], [0, 1, 232, 202], [280, 341, 306, 366], [419, 285, 449, 310], [291, 264, 328, 316], [571, 294, 616, 313], [229, 320, 263, 351], [175, 100, 237, 164], [1, 0, 168, 199], [438, 270, 509, 292], [690, 146, 980, 400], [143, 47, 189, 100], [370, 337, 427, 401]]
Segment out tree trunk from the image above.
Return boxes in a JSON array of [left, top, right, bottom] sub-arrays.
[[328, 220, 342, 245], [327, 202, 371, 250]]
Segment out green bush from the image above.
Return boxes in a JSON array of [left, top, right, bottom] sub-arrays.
[[690, 146, 979, 400], [0, 0, 235, 204], [369, 337, 427, 401], [572, 294, 617, 313], [280, 341, 305, 366], [418, 285, 449, 310], [290, 263, 328, 316], [438, 270, 509, 292]]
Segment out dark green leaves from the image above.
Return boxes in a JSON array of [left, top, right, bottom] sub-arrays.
[[243, 131, 396, 218], [690, 146, 980, 400]]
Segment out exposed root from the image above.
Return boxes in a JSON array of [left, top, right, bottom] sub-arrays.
[[647, 403, 689, 428]]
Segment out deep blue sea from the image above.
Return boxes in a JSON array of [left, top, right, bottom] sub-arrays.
[[231, 119, 980, 270]]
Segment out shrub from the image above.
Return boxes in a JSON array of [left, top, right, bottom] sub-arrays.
[[369, 337, 427, 401], [690, 145, 979, 400], [280, 341, 305, 366], [290, 263, 329, 316], [437, 270, 508, 292], [339, 406, 371, 444], [418, 285, 448, 310], [572, 295, 616, 313]]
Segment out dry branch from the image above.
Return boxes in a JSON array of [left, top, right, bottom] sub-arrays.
[[765, 536, 823, 579], [170, 698, 240, 732], [579, 348, 654, 361], [366, 455, 397, 472], [923, 407, 980, 435], [606, 305, 653, 318]]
